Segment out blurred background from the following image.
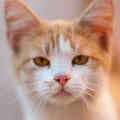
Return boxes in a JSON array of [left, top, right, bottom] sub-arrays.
[[0, 0, 120, 120]]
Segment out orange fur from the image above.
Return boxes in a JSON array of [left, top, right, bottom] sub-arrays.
[[4, 0, 117, 120]]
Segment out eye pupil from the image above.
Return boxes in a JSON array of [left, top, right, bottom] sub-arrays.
[[40, 58, 44, 62], [78, 56, 81, 60]]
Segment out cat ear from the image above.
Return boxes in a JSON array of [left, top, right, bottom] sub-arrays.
[[5, 0, 41, 52], [78, 0, 114, 38]]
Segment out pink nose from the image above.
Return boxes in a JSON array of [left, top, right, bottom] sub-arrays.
[[54, 75, 70, 87]]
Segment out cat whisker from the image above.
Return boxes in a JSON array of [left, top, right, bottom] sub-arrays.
[[20, 81, 56, 87], [88, 83, 102, 89], [31, 96, 42, 120], [65, 86, 82, 89], [67, 82, 101, 90], [79, 95, 94, 120], [6, 87, 41, 106], [86, 87, 101, 94], [85, 91, 99, 101], [32, 96, 46, 120], [24, 94, 41, 119], [79, 95, 91, 110], [31, 96, 45, 120], [30, 94, 41, 105], [39, 99, 46, 120]]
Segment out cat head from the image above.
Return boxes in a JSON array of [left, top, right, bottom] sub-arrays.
[[5, 0, 114, 106]]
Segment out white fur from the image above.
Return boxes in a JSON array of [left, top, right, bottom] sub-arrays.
[[17, 34, 117, 120]]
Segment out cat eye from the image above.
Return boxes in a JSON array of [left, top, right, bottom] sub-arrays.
[[72, 55, 89, 65], [33, 57, 50, 67]]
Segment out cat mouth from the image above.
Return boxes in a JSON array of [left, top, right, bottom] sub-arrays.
[[54, 89, 71, 96]]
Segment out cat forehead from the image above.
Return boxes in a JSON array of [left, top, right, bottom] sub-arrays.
[[55, 34, 73, 53], [20, 22, 101, 57], [21, 23, 87, 54]]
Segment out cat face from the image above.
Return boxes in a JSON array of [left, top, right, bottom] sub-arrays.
[[5, 0, 114, 106]]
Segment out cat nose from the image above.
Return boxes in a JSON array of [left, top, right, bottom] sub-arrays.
[[54, 75, 70, 87]]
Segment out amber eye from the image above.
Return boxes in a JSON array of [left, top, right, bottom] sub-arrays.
[[72, 55, 89, 65], [33, 57, 50, 67]]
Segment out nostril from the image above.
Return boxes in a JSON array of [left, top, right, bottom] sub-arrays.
[[54, 75, 70, 87]]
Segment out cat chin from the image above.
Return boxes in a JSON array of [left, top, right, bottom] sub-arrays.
[[45, 95, 78, 106]]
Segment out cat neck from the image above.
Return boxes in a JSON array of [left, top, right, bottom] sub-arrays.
[[43, 101, 93, 120]]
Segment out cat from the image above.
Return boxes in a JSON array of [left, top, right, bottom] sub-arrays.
[[4, 0, 118, 120]]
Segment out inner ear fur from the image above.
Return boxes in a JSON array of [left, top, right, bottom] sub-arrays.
[[5, 0, 42, 52], [75, 0, 114, 49]]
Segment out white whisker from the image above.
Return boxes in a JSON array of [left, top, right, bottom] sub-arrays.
[[86, 91, 99, 101], [6, 87, 40, 106], [86, 87, 101, 94], [79, 95, 93, 120]]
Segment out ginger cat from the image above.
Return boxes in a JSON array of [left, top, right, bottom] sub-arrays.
[[5, 0, 118, 120]]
